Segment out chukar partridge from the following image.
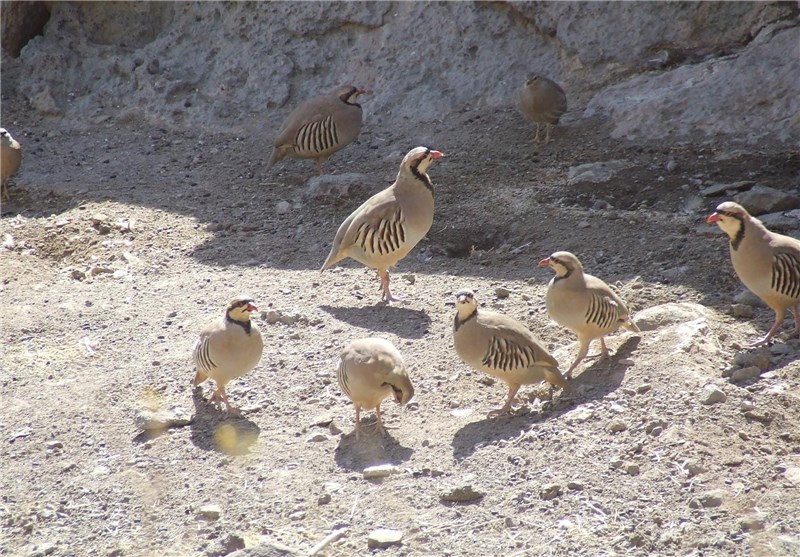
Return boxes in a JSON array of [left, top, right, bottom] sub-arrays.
[[193, 295, 264, 414], [516, 75, 567, 144], [539, 252, 640, 378], [1, 128, 22, 200], [321, 146, 443, 302], [337, 337, 415, 437], [452, 289, 573, 416], [268, 85, 365, 174], [708, 201, 800, 346]]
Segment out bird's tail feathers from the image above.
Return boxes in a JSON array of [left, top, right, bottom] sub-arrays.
[[193, 370, 208, 386]]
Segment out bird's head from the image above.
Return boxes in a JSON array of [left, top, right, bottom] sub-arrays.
[[335, 85, 366, 105], [454, 288, 478, 315], [0, 128, 19, 148], [538, 251, 582, 277], [387, 378, 414, 405], [706, 201, 749, 239], [402, 146, 444, 175], [226, 295, 259, 321], [525, 75, 541, 87]]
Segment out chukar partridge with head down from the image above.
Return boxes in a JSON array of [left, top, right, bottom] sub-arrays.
[[193, 295, 264, 414], [708, 201, 800, 346], [321, 146, 443, 303], [539, 251, 640, 378], [452, 289, 573, 416], [337, 337, 415, 437], [1, 128, 22, 200], [269, 85, 365, 174], [517, 75, 567, 144]]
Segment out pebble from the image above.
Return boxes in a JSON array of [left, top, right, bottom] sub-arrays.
[[363, 464, 399, 479], [730, 366, 761, 383], [440, 485, 485, 502], [317, 493, 331, 505], [27, 543, 56, 557], [539, 483, 562, 500], [402, 274, 416, 285], [198, 504, 222, 521], [367, 528, 403, 549], [690, 490, 724, 508], [307, 433, 328, 443], [733, 289, 764, 307], [739, 514, 766, 532], [699, 384, 727, 405], [683, 459, 705, 477], [205, 533, 245, 557], [769, 343, 793, 355], [731, 304, 753, 318], [494, 286, 511, 298], [567, 481, 584, 491], [624, 463, 640, 476], [606, 419, 627, 433], [276, 201, 291, 214], [135, 407, 193, 431], [783, 467, 800, 486]]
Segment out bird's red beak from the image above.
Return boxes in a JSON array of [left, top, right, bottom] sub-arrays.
[[537, 258, 551, 267], [706, 213, 720, 224], [430, 151, 444, 159], [246, 303, 258, 312], [357, 87, 367, 95]]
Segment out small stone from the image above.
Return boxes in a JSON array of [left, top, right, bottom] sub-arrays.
[[637, 384, 652, 394], [288, 510, 305, 521], [567, 481, 584, 491], [363, 464, 399, 479], [733, 289, 764, 307], [310, 413, 333, 427], [198, 504, 222, 521], [367, 528, 403, 549], [317, 493, 331, 505], [683, 459, 705, 478], [276, 201, 291, 215], [700, 384, 727, 405], [206, 533, 246, 557], [578, 221, 591, 228], [691, 490, 724, 509], [494, 286, 511, 298], [402, 274, 416, 285], [700, 180, 753, 198], [731, 304, 754, 318], [731, 366, 762, 383], [263, 310, 281, 325], [478, 376, 496, 386], [70, 269, 86, 281], [624, 463, 640, 476], [769, 343, 793, 355], [27, 543, 56, 557], [135, 407, 193, 431], [440, 485, 485, 502], [307, 433, 328, 443], [606, 420, 627, 433], [539, 483, 562, 500], [733, 347, 771, 371], [739, 514, 766, 532], [783, 467, 800, 486], [3, 234, 15, 250]]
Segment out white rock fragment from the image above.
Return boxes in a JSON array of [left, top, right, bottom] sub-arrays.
[[700, 384, 727, 405], [363, 464, 399, 479], [197, 504, 222, 521], [367, 528, 403, 549]]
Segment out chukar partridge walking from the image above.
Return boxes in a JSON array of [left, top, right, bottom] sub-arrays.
[[268, 85, 365, 174], [1, 128, 22, 200], [321, 146, 443, 302], [193, 296, 264, 414], [516, 75, 567, 144], [337, 337, 415, 437], [539, 252, 640, 378], [452, 289, 573, 416], [708, 201, 800, 346]]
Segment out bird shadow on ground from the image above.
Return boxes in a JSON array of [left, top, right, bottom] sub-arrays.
[[334, 420, 414, 471], [320, 304, 431, 339], [451, 336, 641, 460], [188, 387, 261, 454]]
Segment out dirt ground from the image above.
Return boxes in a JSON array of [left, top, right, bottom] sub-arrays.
[[2, 102, 800, 557]]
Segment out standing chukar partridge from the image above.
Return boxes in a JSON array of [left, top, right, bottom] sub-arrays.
[[516, 75, 567, 144], [337, 337, 415, 437], [268, 85, 365, 174], [193, 295, 264, 414], [708, 201, 800, 346], [452, 289, 573, 416], [539, 252, 640, 378], [321, 146, 443, 302], [1, 128, 22, 200]]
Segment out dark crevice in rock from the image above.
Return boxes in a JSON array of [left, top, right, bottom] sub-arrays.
[[1, 1, 51, 58]]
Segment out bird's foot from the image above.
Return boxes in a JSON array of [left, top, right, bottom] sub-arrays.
[[487, 406, 515, 418], [748, 336, 773, 348]]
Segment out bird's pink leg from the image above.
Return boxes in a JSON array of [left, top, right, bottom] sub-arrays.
[[378, 270, 403, 303], [599, 337, 611, 359], [565, 340, 591, 379], [374, 403, 386, 436], [750, 309, 785, 347], [488, 384, 521, 417], [354, 405, 362, 439], [789, 304, 800, 337]]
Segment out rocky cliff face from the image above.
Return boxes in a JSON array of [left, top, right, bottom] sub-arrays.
[[2, 1, 798, 144]]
